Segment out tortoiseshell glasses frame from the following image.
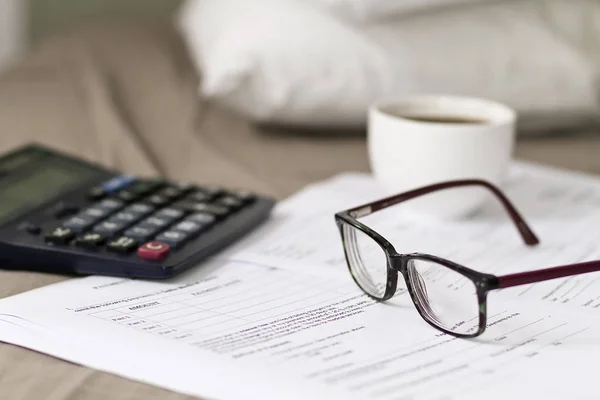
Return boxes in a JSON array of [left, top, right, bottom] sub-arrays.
[[335, 180, 600, 338]]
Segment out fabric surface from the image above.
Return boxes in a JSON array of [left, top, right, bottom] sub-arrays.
[[301, 0, 492, 22], [179, 0, 600, 132], [0, 19, 600, 400]]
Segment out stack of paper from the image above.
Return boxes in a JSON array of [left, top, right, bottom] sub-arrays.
[[1, 162, 600, 399]]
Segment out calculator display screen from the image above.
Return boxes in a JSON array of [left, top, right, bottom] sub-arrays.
[[0, 156, 101, 222]]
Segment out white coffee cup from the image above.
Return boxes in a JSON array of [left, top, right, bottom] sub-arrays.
[[368, 95, 517, 218]]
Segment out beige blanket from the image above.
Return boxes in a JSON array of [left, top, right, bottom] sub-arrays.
[[0, 19, 599, 400]]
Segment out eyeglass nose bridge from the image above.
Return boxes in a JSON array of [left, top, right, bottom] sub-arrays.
[[380, 254, 412, 301], [389, 253, 413, 273]]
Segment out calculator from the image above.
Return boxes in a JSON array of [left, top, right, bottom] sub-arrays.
[[0, 145, 275, 279]]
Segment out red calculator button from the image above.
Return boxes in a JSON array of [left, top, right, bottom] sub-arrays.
[[137, 241, 170, 260]]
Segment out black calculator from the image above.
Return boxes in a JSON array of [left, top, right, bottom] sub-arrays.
[[0, 145, 275, 279]]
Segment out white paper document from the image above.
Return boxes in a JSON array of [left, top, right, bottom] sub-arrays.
[[1, 162, 600, 399]]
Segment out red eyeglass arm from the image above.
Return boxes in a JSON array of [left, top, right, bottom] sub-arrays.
[[345, 179, 539, 246], [497, 260, 600, 289]]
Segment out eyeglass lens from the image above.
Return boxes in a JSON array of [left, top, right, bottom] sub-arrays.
[[407, 259, 480, 335], [342, 221, 481, 335], [342, 223, 388, 299]]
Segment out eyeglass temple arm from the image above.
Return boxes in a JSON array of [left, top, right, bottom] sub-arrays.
[[497, 260, 600, 289], [345, 179, 539, 246]]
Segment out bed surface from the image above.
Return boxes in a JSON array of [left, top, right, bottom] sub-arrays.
[[1, 20, 600, 400]]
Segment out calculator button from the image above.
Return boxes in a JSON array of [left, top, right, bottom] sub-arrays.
[[146, 195, 170, 207], [138, 241, 170, 260], [141, 217, 170, 229], [186, 192, 212, 203], [158, 187, 184, 200], [173, 181, 196, 193], [116, 190, 139, 203], [82, 207, 110, 219], [125, 203, 155, 216], [173, 221, 202, 236], [87, 186, 107, 201], [45, 227, 75, 245], [233, 190, 256, 203], [198, 185, 224, 197], [214, 196, 245, 210], [124, 226, 157, 242], [155, 208, 184, 220], [128, 180, 164, 196], [75, 232, 106, 249], [174, 202, 229, 218], [193, 203, 229, 217], [186, 213, 216, 226], [111, 212, 141, 224], [155, 231, 187, 248], [93, 221, 127, 236], [18, 222, 41, 235], [97, 198, 125, 212], [106, 237, 138, 254], [51, 202, 80, 219], [63, 216, 96, 232], [102, 175, 136, 193]]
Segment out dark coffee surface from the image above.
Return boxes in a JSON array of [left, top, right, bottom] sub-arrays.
[[401, 115, 488, 124]]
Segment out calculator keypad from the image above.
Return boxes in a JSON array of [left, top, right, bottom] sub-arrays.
[[233, 190, 256, 203], [174, 202, 229, 218], [75, 232, 106, 249], [185, 192, 212, 203], [111, 211, 140, 224], [126, 203, 155, 216], [172, 221, 202, 235], [155, 231, 187, 248], [124, 226, 157, 242], [93, 220, 128, 236], [158, 187, 185, 200], [187, 213, 216, 226], [45, 176, 258, 260], [82, 207, 110, 219], [137, 241, 170, 260], [214, 196, 245, 211], [143, 217, 171, 229], [155, 208, 184, 220], [51, 202, 80, 219], [128, 180, 164, 196], [116, 190, 140, 203], [146, 195, 170, 207], [101, 176, 136, 193], [106, 237, 138, 253], [97, 199, 125, 212], [45, 227, 76, 244], [199, 185, 224, 197], [63, 216, 96, 233], [87, 186, 107, 201]]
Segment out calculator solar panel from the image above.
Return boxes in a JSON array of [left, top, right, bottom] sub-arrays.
[[0, 145, 275, 279]]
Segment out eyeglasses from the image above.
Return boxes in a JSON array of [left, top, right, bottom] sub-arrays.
[[335, 180, 600, 338]]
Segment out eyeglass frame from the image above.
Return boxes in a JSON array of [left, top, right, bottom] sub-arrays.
[[334, 179, 600, 338]]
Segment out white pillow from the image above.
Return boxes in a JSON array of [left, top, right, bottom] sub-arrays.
[[300, 0, 491, 23], [177, 0, 391, 127], [177, 0, 600, 131]]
